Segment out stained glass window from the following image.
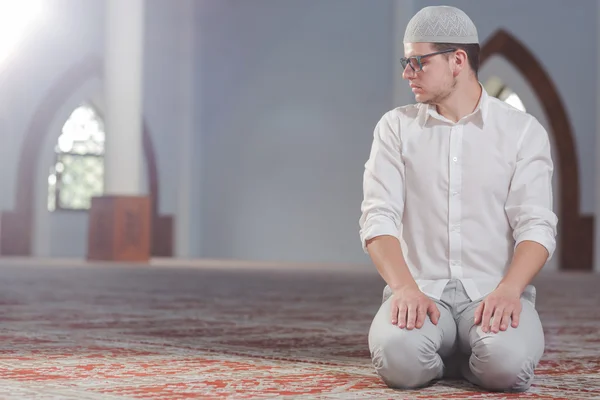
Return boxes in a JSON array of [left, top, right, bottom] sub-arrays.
[[48, 104, 105, 211]]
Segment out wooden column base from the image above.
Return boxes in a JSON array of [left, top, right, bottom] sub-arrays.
[[152, 215, 173, 257], [87, 196, 151, 262], [0, 211, 31, 256]]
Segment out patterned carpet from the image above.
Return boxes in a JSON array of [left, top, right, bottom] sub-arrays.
[[0, 259, 598, 399]]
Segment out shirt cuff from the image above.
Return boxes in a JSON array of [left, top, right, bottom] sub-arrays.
[[359, 214, 401, 253], [514, 228, 556, 261]]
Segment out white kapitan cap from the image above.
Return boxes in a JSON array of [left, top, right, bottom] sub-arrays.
[[404, 6, 479, 44]]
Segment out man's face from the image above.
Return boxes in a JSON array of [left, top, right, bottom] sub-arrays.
[[402, 42, 456, 104]]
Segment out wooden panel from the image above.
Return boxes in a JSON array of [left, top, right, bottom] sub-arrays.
[[152, 215, 174, 257], [88, 196, 151, 262], [114, 197, 151, 261], [0, 212, 31, 256], [87, 197, 116, 260]]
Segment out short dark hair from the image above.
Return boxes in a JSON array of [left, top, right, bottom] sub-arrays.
[[432, 43, 480, 76]]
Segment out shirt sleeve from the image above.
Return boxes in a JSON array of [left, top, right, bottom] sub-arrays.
[[504, 117, 558, 260], [359, 112, 405, 253]]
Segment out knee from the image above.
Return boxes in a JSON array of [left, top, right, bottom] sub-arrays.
[[469, 337, 538, 392], [369, 329, 441, 389]]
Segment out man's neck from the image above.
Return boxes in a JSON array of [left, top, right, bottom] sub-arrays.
[[434, 78, 482, 123]]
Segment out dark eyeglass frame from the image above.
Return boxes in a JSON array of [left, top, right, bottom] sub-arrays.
[[400, 48, 457, 72]]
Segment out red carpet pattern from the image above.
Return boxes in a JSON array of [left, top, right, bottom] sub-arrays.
[[0, 261, 598, 399]]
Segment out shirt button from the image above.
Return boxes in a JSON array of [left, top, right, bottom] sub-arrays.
[[452, 157, 458, 162], [451, 224, 460, 232], [452, 191, 459, 196]]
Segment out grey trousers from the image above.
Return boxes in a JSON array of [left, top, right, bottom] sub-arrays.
[[368, 279, 545, 392]]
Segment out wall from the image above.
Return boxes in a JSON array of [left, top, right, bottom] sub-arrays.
[[196, 0, 395, 264], [144, 0, 196, 258], [0, 0, 193, 257], [0, 0, 105, 257], [33, 77, 103, 257], [0, 0, 105, 213]]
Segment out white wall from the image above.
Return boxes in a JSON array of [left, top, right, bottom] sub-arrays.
[[0, 0, 105, 257], [0, 0, 192, 257], [0, 0, 105, 213], [196, 0, 395, 264]]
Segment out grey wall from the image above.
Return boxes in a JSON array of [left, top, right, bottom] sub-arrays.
[[196, 0, 395, 264]]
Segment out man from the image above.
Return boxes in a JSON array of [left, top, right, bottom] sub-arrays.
[[359, 5, 557, 393]]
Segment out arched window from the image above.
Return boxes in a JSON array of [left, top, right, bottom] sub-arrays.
[[484, 76, 526, 112], [47, 103, 105, 211]]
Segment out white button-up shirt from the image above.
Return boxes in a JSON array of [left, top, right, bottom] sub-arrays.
[[359, 87, 558, 301]]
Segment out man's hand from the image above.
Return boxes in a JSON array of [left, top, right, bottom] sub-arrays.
[[474, 284, 522, 334], [391, 285, 440, 329]]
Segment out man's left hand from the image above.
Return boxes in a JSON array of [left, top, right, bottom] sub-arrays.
[[473, 285, 522, 333]]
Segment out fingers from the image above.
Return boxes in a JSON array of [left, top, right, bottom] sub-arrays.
[[500, 310, 511, 331], [406, 303, 417, 330], [408, 301, 437, 329], [473, 302, 484, 325], [479, 300, 522, 333], [392, 291, 439, 330], [511, 303, 522, 328], [428, 302, 440, 325], [398, 303, 408, 329], [480, 302, 494, 333], [415, 304, 427, 329], [490, 306, 504, 333], [390, 300, 399, 325]]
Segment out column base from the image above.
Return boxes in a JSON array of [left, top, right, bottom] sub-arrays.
[[152, 215, 173, 257], [0, 211, 31, 256], [87, 196, 151, 262]]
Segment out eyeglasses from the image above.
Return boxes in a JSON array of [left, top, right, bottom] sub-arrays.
[[400, 48, 457, 72]]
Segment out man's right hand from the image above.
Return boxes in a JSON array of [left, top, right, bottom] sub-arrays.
[[390, 285, 440, 329]]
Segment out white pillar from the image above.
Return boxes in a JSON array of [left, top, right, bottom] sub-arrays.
[[175, 0, 196, 257], [393, 0, 415, 108], [104, 0, 145, 195], [595, 1, 600, 273], [0, 96, 7, 212]]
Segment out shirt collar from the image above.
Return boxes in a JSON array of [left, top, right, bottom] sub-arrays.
[[419, 82, 489, 128]]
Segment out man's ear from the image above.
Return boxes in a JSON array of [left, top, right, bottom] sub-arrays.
[[453, 50, 468, 76]]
